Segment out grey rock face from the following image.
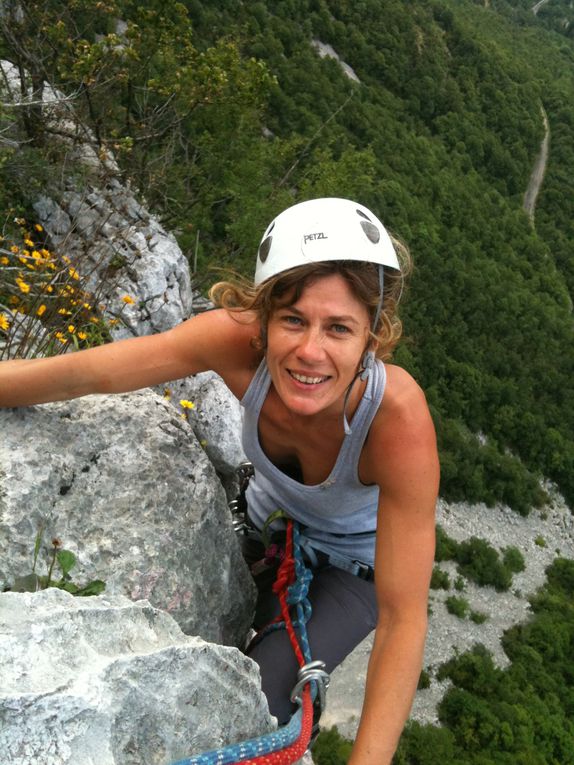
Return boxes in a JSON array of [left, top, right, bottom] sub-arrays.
[[0, 589, 273, 765], [0, 390, 255, 644], [33, 183, 193, 339], [160, 371, 246, 494]]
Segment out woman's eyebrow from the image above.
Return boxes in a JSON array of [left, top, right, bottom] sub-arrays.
[[283, 305, 361, 325]]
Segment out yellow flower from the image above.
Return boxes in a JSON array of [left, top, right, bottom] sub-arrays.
[[58, 308, 72, 315], [24, 238, 34, 248], [0, 313, 10, 331], [83, 302, 92, 310], [68, 325, 76, 334], [179, 399, 195, 410], [36, 304, 47, 317], [69, 267, 80, 280], [108, 318, 119, 326], [34, 223, 43, 232], [45, 285, 54, 293], [9, 296, 19, 305], [55, 332, 68, 344], [77, 331, 87, 340], [16, 277, 31, 294], [10, 245, 19, 254], [122, 295, 135, 304], [0, 256, 9, 265]]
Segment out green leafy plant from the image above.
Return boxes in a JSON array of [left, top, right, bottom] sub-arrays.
[[6, 529, 105, 597], [446, 596, 470, 620], [431, 566, 451, 590]]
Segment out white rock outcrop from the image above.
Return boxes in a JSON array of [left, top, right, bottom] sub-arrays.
[[0, 589, 273, 765], [0, 390, 254, 645], [161, 371, 247, 497], [33, 185, 193, 339]]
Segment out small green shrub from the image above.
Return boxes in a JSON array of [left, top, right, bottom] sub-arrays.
[[431, 566, 451, 590], [435, 525, 459, 562], [502, 546, 526, 573], [456, 537, 512, 591], [418, 669, 432, 689], [313, 726, 353, 765], [4, 529, 105, 596], [446, 596, 470, 619]]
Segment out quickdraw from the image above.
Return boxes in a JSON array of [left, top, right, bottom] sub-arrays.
[[169, 519, 329, 765]]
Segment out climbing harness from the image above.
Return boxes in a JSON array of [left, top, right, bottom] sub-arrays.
[[169, 516, 329, 765], [230, 464, 374, 583]]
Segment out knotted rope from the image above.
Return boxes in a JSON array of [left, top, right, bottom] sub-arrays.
[[170, 520, 326, 765]]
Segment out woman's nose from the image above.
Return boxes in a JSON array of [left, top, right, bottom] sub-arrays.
[[296, 328, 325, 363]]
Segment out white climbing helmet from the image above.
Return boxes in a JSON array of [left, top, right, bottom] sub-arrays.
[[254, 197, 400, 285]]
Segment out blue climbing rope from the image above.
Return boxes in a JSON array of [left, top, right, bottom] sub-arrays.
[[168, 520, 325, 765]]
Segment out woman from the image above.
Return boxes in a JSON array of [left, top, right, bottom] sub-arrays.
[[0, 198, 439, 763]]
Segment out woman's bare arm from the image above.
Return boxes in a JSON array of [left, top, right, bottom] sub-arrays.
[[0, 309, 260, 407], [350, 366, 440, 764]]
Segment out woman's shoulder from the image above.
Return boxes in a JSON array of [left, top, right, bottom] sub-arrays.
[[372, 363, 436, 449], [383, 363, 427, 410], [362, 363, 439, 487], [169, 308, 263, 396]]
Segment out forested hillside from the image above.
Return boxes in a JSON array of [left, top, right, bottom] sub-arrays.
[[1, 1, 574, 763]]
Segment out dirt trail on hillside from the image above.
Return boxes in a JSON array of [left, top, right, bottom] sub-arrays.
[[523, 106, 550, 225], [532, 0, 552, 15]]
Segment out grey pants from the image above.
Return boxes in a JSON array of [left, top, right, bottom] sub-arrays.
[[242, 536, 378, 724]]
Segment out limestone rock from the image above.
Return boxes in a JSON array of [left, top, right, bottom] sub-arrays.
[[0, 389, 255, 644], [33, 183, 193, 339], [161, 371, 246, 494], [0, 589, 273, 765]]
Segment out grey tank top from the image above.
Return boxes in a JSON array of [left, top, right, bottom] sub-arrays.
[[240, 358, 387, 567]]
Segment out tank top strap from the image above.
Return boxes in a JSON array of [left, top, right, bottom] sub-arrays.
[[241, 358, 271, 413], [338, 360, 387, 478]]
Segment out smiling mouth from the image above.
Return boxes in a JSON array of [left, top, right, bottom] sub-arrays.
[[288, 370, 331, 385]]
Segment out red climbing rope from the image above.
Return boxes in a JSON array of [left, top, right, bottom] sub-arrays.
[[240, 521, 314, 764]]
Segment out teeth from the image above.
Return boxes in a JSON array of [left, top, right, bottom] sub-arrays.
[[290, 371, 327, 385]]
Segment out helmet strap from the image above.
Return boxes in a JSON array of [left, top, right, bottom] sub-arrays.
[[344, 265, 385, 435], [360, 264, 384, 381]]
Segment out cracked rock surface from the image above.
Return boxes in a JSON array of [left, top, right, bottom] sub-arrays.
[[0, 589, 272, 765], [0, 390, 255, 645]]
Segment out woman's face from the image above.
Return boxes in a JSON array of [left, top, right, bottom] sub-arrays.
[[265, 272, 371, 419]]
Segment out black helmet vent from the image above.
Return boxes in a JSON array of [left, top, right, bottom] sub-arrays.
[[258, 236, 273, 263], [360, 220, 380, 244], [356, 209, 371, 221]]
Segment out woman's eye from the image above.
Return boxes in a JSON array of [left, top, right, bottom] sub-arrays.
[[332, 324, 350, 334], [283, 315, 302, 325]]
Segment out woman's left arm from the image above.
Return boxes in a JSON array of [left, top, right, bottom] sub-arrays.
[[349, 366, 440, 764]]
